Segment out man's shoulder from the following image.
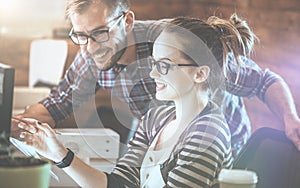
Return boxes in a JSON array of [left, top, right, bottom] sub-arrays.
[[67, 51, 98, 78], [133, 19, 172, 42], [134, 18, 171, 25]]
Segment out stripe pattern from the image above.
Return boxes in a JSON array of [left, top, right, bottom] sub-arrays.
[[107, 102, 233, 188]]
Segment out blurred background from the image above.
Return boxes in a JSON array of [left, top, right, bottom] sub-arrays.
[[0, 0, 299, 132]]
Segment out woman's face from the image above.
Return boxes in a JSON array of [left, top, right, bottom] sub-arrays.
[[150, 33, 197, 101]]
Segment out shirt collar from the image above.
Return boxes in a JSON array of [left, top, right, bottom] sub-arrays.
[[81, 21, 154, 78]]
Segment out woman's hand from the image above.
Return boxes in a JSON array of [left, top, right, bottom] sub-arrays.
[[18, 118, 68, 163], [11, 116, 25, 139]]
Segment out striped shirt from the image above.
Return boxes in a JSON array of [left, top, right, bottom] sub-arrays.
[[40, 19, 282, 156], [106, 102, 233, 188]]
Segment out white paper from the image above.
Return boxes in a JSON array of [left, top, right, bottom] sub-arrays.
[[9, 137, 59, 181]]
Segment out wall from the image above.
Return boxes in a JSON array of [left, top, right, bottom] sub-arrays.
[[0, 0, 67, 37], [0, 0, 70, 85], [0, 0, 299, 132]]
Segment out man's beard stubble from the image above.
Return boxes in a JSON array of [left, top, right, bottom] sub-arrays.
[[97, 37, 128, 71]]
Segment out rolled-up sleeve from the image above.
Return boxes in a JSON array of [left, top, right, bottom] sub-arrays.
[[226, 56, 283, 102]]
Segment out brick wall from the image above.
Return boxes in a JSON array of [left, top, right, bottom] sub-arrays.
[[0, 37, 31, 86], [131, 0, 300, 131]]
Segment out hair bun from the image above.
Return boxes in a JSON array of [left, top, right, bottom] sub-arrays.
[[229, 13, 242, 26]]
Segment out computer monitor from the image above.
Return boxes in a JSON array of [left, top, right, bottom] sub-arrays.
[[0, 63, 15, 138]]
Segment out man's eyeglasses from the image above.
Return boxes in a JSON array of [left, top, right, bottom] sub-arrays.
[[69, 13, 125, 45], [150, 57, 198, 75]]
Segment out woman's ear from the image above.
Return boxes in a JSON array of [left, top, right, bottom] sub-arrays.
[[194, 66, 210, 83], [124, 11, 135, 32]]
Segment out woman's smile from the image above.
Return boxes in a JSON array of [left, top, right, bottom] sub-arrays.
[[155, 80, 167, 91]]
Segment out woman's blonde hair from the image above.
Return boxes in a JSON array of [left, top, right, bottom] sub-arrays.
[[207, 13, 258, 80], [161, 14, 258, 103], [165, 13, 258, 83]]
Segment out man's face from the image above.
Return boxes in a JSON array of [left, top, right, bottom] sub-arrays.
[[70, 4, 127, 70]]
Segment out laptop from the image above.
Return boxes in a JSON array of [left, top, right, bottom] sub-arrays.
[[0, 63, 14, 138]]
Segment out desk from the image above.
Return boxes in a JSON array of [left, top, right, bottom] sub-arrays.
[[12, 128, 119, 188]]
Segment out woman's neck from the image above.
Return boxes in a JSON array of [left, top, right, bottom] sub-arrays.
[[174, 89, 208, 126], [154, 90, 208, 150]]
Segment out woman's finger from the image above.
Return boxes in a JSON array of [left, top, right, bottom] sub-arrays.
[[36, 122, 56, 137], [15, 117, 38, 126], [18, 122, 37, 134], [19, 131, 35, 143]]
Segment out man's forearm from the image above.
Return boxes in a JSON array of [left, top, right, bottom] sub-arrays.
[[18, 103, 56, 127], [264, 80, 299, 126]]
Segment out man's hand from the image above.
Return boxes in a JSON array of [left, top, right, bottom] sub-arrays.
[[16, 103, 56, 127], [284, 115, 300, 150], [264, 80, 300, 150]]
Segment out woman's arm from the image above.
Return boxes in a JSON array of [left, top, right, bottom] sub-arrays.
[[18, 119, 108, 188], [18, 113, 153, 188], [62, 155, 107, 187]]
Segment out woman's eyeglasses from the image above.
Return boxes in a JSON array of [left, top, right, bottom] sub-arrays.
[[150, 57, 198, 75]]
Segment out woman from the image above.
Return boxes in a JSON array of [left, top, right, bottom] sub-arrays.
[[19, 14, 256, 187]]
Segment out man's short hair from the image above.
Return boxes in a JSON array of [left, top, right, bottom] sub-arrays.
[[65, 0, 130, 19]]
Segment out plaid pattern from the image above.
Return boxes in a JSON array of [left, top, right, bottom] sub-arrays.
[[41, 20, 165, 122], [224, 55, 282, 156], [40, 19, 282, 156]]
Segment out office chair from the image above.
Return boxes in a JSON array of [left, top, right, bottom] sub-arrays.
[[233, 127, 300, 188], [13, 39, 67, 114], [29, 39, 68, 87]]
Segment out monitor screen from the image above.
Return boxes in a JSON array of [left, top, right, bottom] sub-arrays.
[[0, 63, 15, 136]]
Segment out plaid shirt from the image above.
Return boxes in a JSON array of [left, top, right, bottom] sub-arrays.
[[40, 19, 282, 156], [41, 20, 165, 121]]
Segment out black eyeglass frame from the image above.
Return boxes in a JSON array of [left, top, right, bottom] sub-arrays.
[[150, 58, 199, 75], [68, 13, 125, 45]]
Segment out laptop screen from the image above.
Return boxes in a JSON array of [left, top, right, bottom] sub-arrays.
[[0, 63, 15, 137]]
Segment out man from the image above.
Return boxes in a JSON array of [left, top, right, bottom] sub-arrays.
[[16, 0, 300, 157]]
